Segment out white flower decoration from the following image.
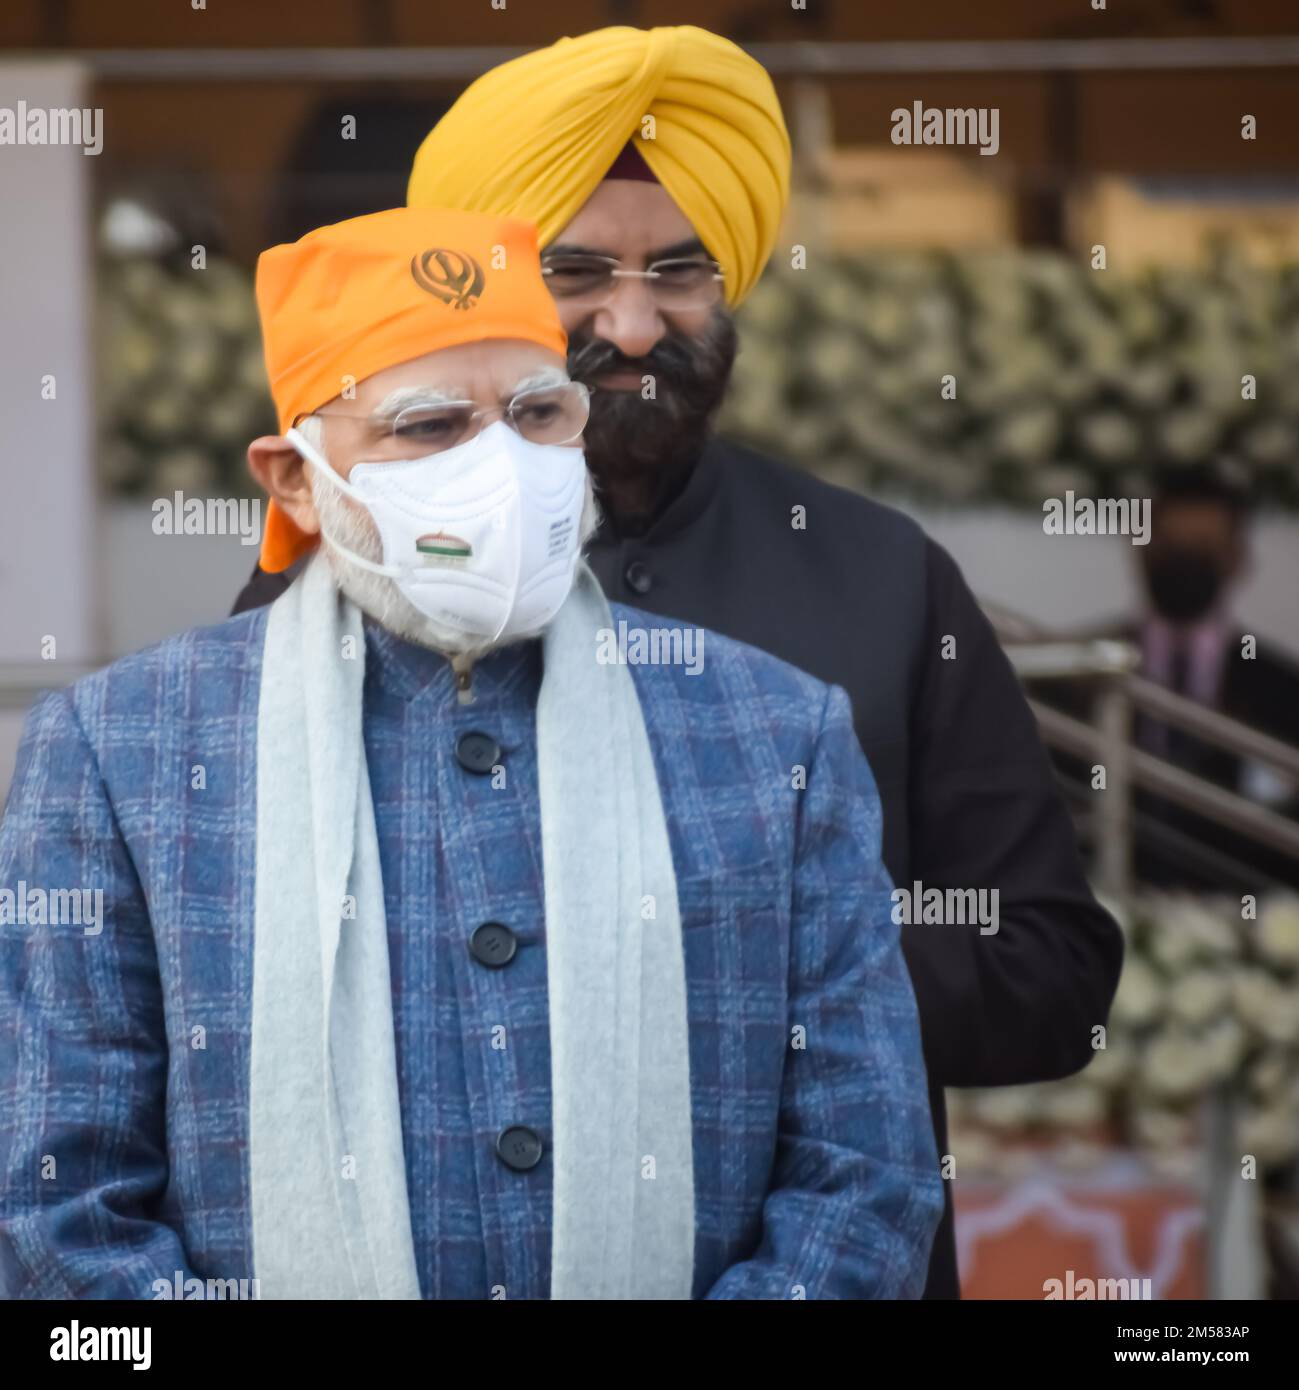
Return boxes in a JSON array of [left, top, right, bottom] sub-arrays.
[[1257, 898, 1299, 967]]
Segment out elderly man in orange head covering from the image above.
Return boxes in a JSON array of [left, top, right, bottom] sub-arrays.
[[0, 202, 943, 1300], [250, 206, 596, 671]]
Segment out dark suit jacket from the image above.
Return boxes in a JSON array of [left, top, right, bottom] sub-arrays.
[[234, 436, 1126, 1298]]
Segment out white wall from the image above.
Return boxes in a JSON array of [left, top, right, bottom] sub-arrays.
[[102, 501, 265, 655], [0, 62, 97, 666], [903, 503, 1299, 663], [0, 61, 97, 806]]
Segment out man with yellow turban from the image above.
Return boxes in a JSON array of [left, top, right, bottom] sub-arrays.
[[1, 206, 943, 1299], [234, 25, 1123, 1300]]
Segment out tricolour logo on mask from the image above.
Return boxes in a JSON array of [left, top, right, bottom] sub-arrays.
[[410, 248, 486, 310], [416, 530, 473, 564]]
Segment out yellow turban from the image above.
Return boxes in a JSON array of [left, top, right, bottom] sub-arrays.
[[406, 25, 790, 307]]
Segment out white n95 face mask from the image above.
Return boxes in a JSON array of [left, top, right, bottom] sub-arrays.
[[286, 419, 588, 644]]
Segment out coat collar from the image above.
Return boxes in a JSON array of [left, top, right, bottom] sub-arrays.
[[363, 615, 539, 705]]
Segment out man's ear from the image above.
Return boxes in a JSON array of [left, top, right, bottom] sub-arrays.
[[247, 436, 320, 539]]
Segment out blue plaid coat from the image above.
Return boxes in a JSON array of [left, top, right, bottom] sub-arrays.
[[0, 600, 941, 1300]]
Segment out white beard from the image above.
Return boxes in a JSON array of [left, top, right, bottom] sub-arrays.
[[309, 465, 603, 660]]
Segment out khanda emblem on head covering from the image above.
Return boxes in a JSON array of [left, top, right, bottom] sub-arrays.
[[410, 248, 486, 309]]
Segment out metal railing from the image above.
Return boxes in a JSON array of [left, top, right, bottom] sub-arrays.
[[990, 608, 1299, 1302], [985, 602, 1299, 898]]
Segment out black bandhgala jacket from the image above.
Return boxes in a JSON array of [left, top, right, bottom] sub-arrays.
[[233, 437, 1125, 1299]]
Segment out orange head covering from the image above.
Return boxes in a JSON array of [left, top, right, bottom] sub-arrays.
[[254, 206, 568, 573]]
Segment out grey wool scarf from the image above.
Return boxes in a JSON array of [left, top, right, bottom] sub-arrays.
[[249, 552, 695, 1299]]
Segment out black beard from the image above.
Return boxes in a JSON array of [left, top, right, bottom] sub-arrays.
[[566, 309, 737, 526]]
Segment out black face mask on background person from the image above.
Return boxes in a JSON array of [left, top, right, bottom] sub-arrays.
[[1145, 547, 1229, 624], [566, 309, 738, 527]]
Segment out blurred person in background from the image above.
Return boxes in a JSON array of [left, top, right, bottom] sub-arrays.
[[0, 207, 942, 1300], [232, 23, 1124, 1299], [1109, 463, 1299, 889]]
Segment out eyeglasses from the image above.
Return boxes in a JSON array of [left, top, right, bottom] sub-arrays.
[[541, 254, 724, 310], [297, 381, 590, 461]]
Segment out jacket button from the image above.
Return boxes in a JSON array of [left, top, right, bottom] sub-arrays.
[[496, 1125, 544, 1171], [455, 730, 501, 775], [624, 560, 652, 595], [469, 921, 518, 968]]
